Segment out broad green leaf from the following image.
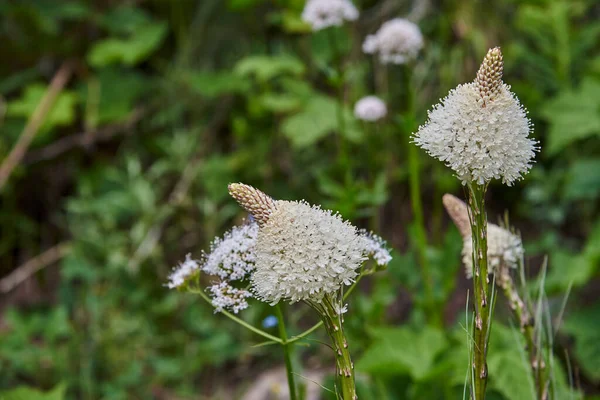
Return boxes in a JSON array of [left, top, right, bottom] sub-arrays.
[[540, 77, 600, 154], [88, 22, 168, 67], [488, 351, 537, 400], [7, 83, 78, 138], [281, 96, 362, 148], [544, 250, 595, 292], [562, 303, 600, 382], [564, 159, 600, 200], [185, 71, 250, 98], [357, 326, 447, 380], [0, 383, 66, 400], [235, 55, 305, 81], [257, 93, 301, 113]]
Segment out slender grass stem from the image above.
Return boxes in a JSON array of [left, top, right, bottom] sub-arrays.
[[400, 65, 437, 324], [467, 183, 490, 400], [275, 304, 298, 400]]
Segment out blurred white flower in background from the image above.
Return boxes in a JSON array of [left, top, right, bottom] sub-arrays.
[[301, 0, 359, 31], [413, 48, 538, 186], [363, 18, 423, 64], [354, 96, 387, 122]]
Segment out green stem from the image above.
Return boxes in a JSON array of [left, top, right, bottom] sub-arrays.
[[275, 304, 298, 400], [321, 294, 356, 400], [190, 288, 283, 343], [327, 28, 350, 184], [467, 183, 490, 400], [499, 273, 548, 399], [289, 272, 364, 344], [401, 66, 437, 324]]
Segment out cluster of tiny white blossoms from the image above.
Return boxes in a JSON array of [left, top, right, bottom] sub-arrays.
[[301, 0, 358, 31], [354, 96, 387, 122], [462, 224, 524, 279], [168, 221, 259, 313], [359, 229, 393, 266], [229, 183, 392, 305], [167, 254, 200, 289], [363, 18, 424, 64], [413, 47, 538, 186]]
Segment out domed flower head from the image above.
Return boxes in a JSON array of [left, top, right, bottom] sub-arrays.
[[354, 96, 387, 122], [301, 0, 359, 32], [228, 183, 391, 304], [413, 48, 539, 186], [443, 194, 524, 279], [362, 18, 423, 64]]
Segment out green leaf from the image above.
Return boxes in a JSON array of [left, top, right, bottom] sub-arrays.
[[0, 383, 66, 400], [234, 55, 305, 81], [281, 96, 362, 148], [544, 250, 595, 292], [562, 303, 600, 382], [88, 22, 168, 67], [185, 71, 250, 98], [6, 83, 78, 139], [540, 77, 600, 155], [357, 326, 447, 380], [564, 159, 600, 200], [488, 351, 537, 400]]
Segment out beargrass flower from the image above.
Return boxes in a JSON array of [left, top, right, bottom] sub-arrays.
[[443, 194, 524, 279], [301, 0, 359, 31], [354, 96, 387, 122], [228, 183, 391, 304], [414, 48, 538, 186], [362, 18, 424, 64]]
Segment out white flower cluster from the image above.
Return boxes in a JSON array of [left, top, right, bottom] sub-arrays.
[[168, 222, 259, 314], [301, 0, 359, 31], [354, 96, 387, 122], [413, 48, 538, 186], [363, 18, 423, 64], [462, 224, 524, 279], [167, 254, 200, 289], [252, 200, 367, 304], [209, 282, 253, 314], [359, 229, 392, 266]]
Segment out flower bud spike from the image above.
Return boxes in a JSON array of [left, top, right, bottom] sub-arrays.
[[228, 183, 277, 226], [442, 194, 471, 238], [475, 47, 504, 105]]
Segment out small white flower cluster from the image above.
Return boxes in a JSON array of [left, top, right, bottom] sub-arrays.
[[209, 281, 253, 314], [354, 96, 387, 122], [359, 229, 392, 266], [363, 18, 424, 64], [462, 224, 524, 279], [167, 254, 200, 289], [252, 200, 367, 304], [301, 0, 359, 31], [168, 222, 259, 314]]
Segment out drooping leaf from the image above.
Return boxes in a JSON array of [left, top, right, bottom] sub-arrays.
[[357, 326, 447, 380], [281, 95, 362, 148], [88, 22, 168, 67], [234, 55, 305, 82], [540, 77, 600, 154], [562, 303, 600, 382], [185, 71, 250, 98]]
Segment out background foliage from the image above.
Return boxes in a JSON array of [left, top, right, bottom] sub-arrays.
[[0, 0, 599, 399]]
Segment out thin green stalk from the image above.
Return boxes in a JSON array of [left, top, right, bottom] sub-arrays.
[[327, 28, 350, 184], [401, 66, 437, 325], [467, 183, 490, 400], [190, 287, 283, 343], [275, 304, 298, 400], [321, 294, 356, 400]]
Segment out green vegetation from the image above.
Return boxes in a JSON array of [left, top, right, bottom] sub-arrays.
[[0, 0, 598, 399]]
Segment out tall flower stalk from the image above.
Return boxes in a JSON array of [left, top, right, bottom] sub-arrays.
[[444, 193, 550, 399], [414, 47, 538, 399], [168, 183, 391, 400]]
